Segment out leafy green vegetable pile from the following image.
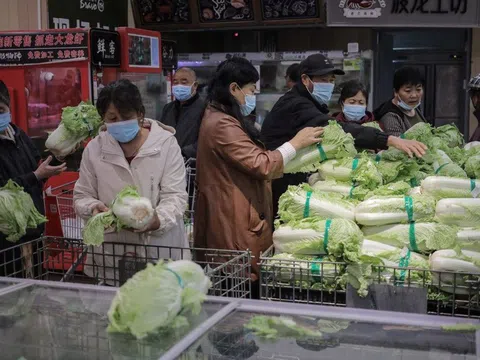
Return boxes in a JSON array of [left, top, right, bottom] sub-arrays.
[[272, 122, 480, 298], [0, 180, 47, 242]]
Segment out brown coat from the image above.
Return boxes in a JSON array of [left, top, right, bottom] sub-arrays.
[[194, 106, 284, 279]]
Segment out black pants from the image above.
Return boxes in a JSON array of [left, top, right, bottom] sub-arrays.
[[271, 173, 308, 226]]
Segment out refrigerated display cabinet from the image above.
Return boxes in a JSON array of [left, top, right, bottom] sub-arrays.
[[0, 278, 478, 360]]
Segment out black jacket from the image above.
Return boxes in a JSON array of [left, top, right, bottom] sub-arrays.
[[261, 83, 389, 151], [0, 125, 44, 250], [160, 93, 204, 159]]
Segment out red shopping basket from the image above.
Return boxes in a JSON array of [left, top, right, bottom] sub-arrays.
[[43, 172, 85, 271]]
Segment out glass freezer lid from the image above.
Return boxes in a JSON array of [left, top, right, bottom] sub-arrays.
[[180, 309, 478, 360], [0, 283, 228, 360]]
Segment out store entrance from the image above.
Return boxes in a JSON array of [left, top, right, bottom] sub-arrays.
[[374, 29, 471, 135]]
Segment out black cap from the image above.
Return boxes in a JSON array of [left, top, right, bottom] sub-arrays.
[[0, 81, 10, 107], [300, 54, 345, 77]]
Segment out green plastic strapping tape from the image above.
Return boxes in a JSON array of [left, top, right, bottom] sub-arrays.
[[409, 222, 418, 252], [166, 268, 184, 288], [375, 154, 381, 164], [351, 158, 359, 171], [410, 178, 418, 188], [400, 133, 405, 139], [404, 196, 414, 223], [323, 219, 332, 254], [349, 185, 355, 199], [398, 249, 411, 284], [311, 257, 323, 281], [435, 163, 449, 175], [317, 143, 327, 162], [471, 179, 476, 191], [303, 191, 312, 218]]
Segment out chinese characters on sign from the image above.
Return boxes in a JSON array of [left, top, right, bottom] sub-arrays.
[[90, 29, 121, 67], [391, 0, 467, 14], [0, 31, 88, 66]]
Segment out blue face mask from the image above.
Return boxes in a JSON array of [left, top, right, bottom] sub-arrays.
[[106, 119, 140, 143], [239, 88, 256, 116], [398, 96, 421, 111], [0, 112, 11, 132], [343, 104, 366, 122], [309, 79, 334, 105], [172, 84, 193, 102]]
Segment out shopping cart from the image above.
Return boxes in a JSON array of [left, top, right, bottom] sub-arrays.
[[0, 237, 252, 298], [260, 246, 480, 318]]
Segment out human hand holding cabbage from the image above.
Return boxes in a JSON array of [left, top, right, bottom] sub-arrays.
[[387, 136, 427, 159], [83, 186, 157, 246], [289, 126, 324, 150]]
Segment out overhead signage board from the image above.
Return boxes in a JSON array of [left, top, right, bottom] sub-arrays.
[[48, 0, 128, 30], [327, 0, 479, 27], [0, 31, 88, 66], [90, 29, 121, 67]]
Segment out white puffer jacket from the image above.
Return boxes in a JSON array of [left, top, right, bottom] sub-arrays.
[[74, 119, 190, 284]]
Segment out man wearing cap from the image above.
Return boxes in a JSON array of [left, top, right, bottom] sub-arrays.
[[261, 54, 427, 222]]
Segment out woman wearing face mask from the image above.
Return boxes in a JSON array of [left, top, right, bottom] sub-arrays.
[[74, 79, 190, 283], [0, 81, 66, 277], [334, 80, 380, 127], [374, 66, 426, 137], [194, 57, 323, 296]]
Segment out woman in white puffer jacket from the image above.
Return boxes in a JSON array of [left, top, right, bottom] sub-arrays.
[[74, 79, 190, 285]]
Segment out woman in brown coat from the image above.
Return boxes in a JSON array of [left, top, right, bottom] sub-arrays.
[[194, 58, 323, 297]]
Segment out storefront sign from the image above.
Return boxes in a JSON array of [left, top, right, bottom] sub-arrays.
[[48, 0, 128, 30], [0, 31, 89, 66], [134, 0, 190, 25], [161, 40, 178, 69], [327, 0, 479, 27], [90, 29, 121, 67]]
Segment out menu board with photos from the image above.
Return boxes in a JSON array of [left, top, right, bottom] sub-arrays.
[[198, 0, 254, 22], [134, 0, 191, 25], [261, 0, 319, 20]]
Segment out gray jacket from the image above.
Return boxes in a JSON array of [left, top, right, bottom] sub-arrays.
[[374, 99, 426, 137]]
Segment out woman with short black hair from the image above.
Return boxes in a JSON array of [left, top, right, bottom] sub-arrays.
[[194, 57, 322, 290], [74, 79, 189, 283], [334, 80, 379, 127]]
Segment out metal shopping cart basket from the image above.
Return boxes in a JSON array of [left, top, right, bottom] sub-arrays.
[[260, 246, 480, 318], [0, 237, 252, 298]]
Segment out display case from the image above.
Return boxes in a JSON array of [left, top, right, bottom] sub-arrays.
[[0, 279, 478, 360], [178, 51, 373, 128]]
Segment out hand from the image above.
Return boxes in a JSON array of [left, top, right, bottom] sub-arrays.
[[134, 211, 161, 233], [289, 127, 324, 151], [34, 156, 67, 180], [92, 203, 109, 216], [387, 136, 428, 158]]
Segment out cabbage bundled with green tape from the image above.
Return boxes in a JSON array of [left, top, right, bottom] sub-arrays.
[[361, 222, 458, 253], [0, 180, 47, 242], [278, 184, 355, 222], [435, 198, 480, 228], [45, 102, 103, 159], [355, 195, 437, 226], [432, 124, 464, 148], [283, 121, 357, 174], [316, 154, 382, 190], [361, 239, 431, 284], [273, 217, 363, 263], [421, 176, 480, 199], [432, 149, 468, 178]]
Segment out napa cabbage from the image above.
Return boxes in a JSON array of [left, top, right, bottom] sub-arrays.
[[432, 150, 468, 178], [107, 260, 211, 339], [435, 198, 480, 228], [0, 180, 47, 242], [421, 176, 480, 199], [464, 155, 480, 179], [45, 102, 103, 159], [284, 121, 357, 174], [432, 124, 464, 148]]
